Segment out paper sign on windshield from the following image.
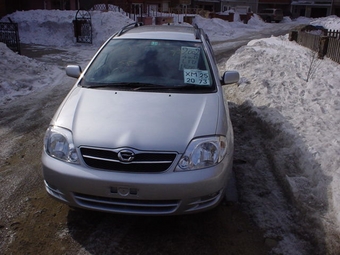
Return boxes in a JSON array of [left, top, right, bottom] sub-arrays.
[[184, 69, 211, 85], [179, 47, 200, 70]]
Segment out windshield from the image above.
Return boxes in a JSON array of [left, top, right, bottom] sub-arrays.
[[82, 39, 216, 92]]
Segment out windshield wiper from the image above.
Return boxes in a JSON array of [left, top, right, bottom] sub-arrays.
[[174, 84, 212, 90]]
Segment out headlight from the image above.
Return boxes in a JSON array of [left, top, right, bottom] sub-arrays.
[[44, 126, 79, 163], [176, 136, 228, 171]]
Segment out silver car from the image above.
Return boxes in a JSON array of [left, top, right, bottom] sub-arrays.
[[42, 23, 239, 215]]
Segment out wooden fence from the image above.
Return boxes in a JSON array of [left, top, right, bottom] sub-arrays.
[[290, 29, 340, 64], [326, 37, 340, 64], [296, 32, 320, 52], [328, 29, 340, 40]]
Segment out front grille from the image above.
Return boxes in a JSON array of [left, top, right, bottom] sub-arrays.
[[80, 147, 177, 172], [74, 193, 179, 214]]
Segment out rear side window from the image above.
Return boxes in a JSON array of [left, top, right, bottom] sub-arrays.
[[83, 39, 215, 91]]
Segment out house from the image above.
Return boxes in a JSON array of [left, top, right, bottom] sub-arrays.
[[334, 0, 340, 16], [1, 0, 339, 19], [192, 0, 221, 12], [257, 0, 291, 15], [220, 0, 258, 13], [0, 0, 79, 18], [0, 0, 6, 18], [123, 0, 171, 15], [291, 0, 334, 18]]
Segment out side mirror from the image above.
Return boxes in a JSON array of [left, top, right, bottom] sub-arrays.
[[221, 70, 239, 85], [66, 65, 82, 78]]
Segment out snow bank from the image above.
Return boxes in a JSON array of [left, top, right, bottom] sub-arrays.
[[0, 42, 62, 103], [310, 15, 340, 30], [1, 10, 135, 46], [225, 31, 340, 250], [194, 14, 268, 42]]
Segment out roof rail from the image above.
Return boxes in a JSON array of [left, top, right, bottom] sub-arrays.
[[193, 24, 201, 39], [117, 22, 143, 37]]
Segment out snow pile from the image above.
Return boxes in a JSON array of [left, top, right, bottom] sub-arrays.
[[0, 42, 62, 103], [0, 10, 135, 104], [225, 32, 340, 251], [5, 10, 76, 46], [1, 10, 134, 46], [2, 9, 309, 46], [194, 14, 268, 41], [310, 15, 340, 30]]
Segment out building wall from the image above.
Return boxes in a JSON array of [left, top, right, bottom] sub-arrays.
[[191, 0, 220, 12], [221, 0, 258, 13], [291, 0, 333, 18], [333, 0, 340, 16], [0, 0, 6, 17], [2, 0, 79, 15], [258, 0, 291, 14]]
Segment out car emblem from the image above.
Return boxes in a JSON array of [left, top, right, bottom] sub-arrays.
[[117, 149, 135, 162]]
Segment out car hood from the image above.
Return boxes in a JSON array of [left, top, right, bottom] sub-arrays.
[[54, 88, 220, 152]]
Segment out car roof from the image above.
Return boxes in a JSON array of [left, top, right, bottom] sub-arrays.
[[114, 24, 201, 42]]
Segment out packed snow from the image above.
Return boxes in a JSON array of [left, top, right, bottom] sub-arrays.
[[1, 8, 340, 254]]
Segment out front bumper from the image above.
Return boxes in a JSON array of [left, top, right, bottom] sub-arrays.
[[42, 152, 233, 215]]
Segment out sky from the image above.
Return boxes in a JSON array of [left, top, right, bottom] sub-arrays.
[[1, 8, 340, 254]]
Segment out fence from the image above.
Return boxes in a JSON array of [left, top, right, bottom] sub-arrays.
[[73, 10, 92, 44], [290, 29, 340, 64], [328, 30, 340, 40], [0, 19, 20, 54], [326, 37, 340, 64], [297, 32, 320, 52], [91, 4, 121, 12]]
